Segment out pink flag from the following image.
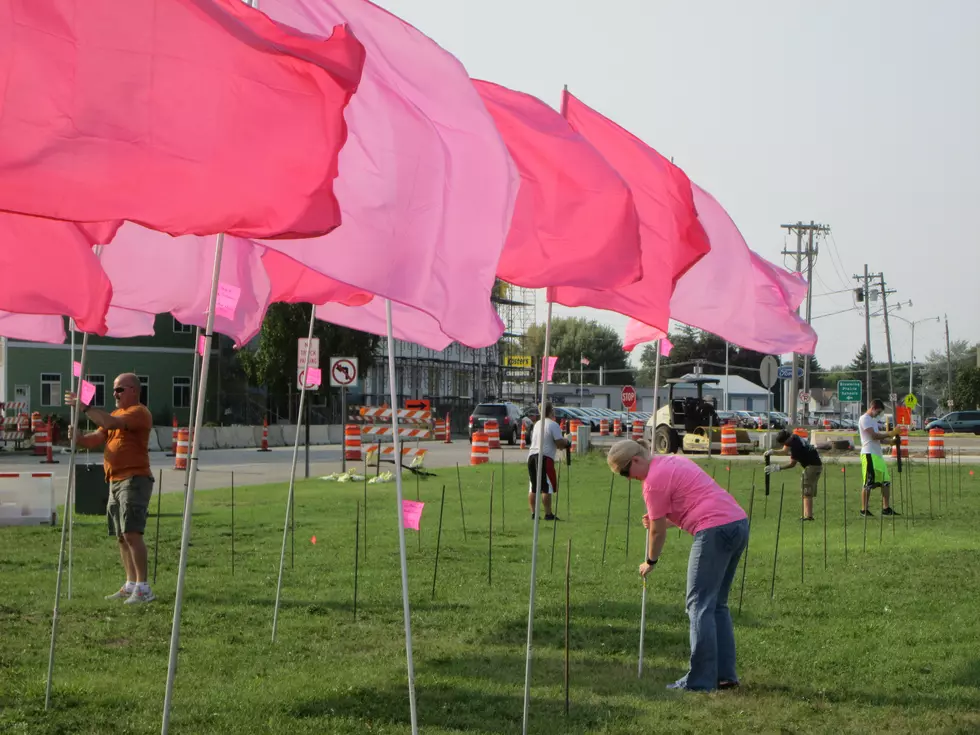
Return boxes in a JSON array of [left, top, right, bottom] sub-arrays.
[[402, 500, 425, 531], [0, 313, 67, 343], [0, 0, 365, 239], [473, 80, 642, 290], [261, 250, 373, 308], [661, 338, 674, 357], [541, 356, 559, 383], [257, 0, 518, 348], [549, 92, 710, 334], [0, 214, 112, 335]]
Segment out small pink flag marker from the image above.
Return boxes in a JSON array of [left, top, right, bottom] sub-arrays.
[[402, 500, 424, 531]]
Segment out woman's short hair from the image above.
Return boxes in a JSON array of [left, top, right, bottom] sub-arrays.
[[606, 439, 648, 474]]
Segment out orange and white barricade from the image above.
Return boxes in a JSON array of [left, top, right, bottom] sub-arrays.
[[631, 419, 643, 441], [720, 424, 738, 456], [364, 444, 428, 464], [599, 419, 609, 436], [175, 428, 189, 470], [484, 420, 501, 450], [33, 421, 49, 457], [443, 412, 452, 443], [31, 411, 42, 435], [569, 420, 580, 453], [891, 426, 909, 459], [258, 416, 271, 452], [169, 415, 178, 456], [928, 428, 945, 459], [613, 418, 622, 437], [520, 422, 527, 449], [470, 432, 489, 465], [344, 424, 362, 461], [793, 427, 809, 440]]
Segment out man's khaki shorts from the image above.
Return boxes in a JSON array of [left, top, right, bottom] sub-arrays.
[[801, 465, 822, 498], [107, 475, 154, 536]]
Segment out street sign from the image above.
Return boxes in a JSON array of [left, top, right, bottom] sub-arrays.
[[759, 356, 779, 389], [777, 365, 804, 380], [896, 406, 912, 426], [889, 393, 898, 403], [903, 393, 918, 410], [297, 367, 321, 390], [329, 357, 359, 388], [947, 399, 954, 408], [297, 338, 320, 369], [837, 380, 862, 403], [504, 355, 533, 368], [621, 385, 637, 410], [798, 391, 811, 404]]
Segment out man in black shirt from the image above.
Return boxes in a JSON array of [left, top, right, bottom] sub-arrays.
[[765, 429, 823, 521]]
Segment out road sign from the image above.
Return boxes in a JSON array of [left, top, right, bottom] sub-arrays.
[[297, 338, 320, 369], [759, 356, 779, 389], [837, 380, 862, 403], [504, 355, 533, 368], [947, 399, 954, 408], [903, 393, 918, 410], [297, 367, 321, 390], [621, 385, 637, 410], [889, 393, 898, 403], [896, 406, 912, 426], [777, 365, 804, 380], [798, 391, 811, 404], [329, 357, 359, 388]]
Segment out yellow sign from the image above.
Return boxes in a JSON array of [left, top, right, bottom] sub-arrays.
[[904, 393, 918, 410], [505, 355, 533, 368]]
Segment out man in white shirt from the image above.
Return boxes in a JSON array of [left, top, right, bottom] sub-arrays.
[[858, 398, 900, 517], [527, 403, 572, 521]]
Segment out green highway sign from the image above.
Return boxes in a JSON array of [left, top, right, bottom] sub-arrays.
[[837, 380, 862, 403]]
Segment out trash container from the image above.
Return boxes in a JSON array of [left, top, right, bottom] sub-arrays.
[[74, 463, 109, 516]]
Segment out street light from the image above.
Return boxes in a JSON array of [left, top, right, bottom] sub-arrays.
[[889, 313, 940, 397]]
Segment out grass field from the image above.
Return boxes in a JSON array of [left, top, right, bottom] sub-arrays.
[[2, 451, 979, 734]]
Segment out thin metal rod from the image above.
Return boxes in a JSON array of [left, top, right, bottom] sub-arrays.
[[564, 538, 571, 715], [601, 475, 614, 565], [67, 320, 77, 601], [432, 486, 446, 599], [183, 327, 202, 500], [488, 471, 495, 584], [231, 471, 235, 575], [161, 234, 225, 735], [354, 501, 360, 620], [44, 334, 88, 710], [737, 475, 756, 615], [769, 482, 786, 600], [153, 469, 163, 584], [455, 463, 467, 541], [638, 522, 650, 677], [271, 306, 316, 642], [522, 301, 552, 735]]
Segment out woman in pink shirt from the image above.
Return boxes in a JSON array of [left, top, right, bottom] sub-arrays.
[[607, 440, 749, 691]]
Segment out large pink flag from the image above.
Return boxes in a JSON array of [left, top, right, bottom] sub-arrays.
[[0, 313, 67, 344], [257, 0, 518, 348], [0, 214, 112, 335], [0, 0, 364, 239], [548, 92, 710, 333], [262, 250, 373, 308], [474, 80, 642, 290]]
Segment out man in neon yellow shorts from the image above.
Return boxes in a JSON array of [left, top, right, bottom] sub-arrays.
[[858, 398, 900, 517]]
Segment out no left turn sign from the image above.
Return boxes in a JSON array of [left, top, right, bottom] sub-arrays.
[[330, 357, 359, 388]]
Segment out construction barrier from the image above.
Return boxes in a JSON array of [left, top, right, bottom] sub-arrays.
[[599, 418, 609, 436], [569, 420, 580, 453], [613, 418, 622, 437], [33, 422, 49, 457], [359, 407, 432, 422], [520, 422, 527, 449], [443, 412, 452, 443], [485, 420, 501, 450], [793, 427, 809, 440], [471, 431, 489, 465], [631, 419, 643, 441], [31, 411, 42, 435], [0, 472, 56, 526], [40, 422, 59, 464], [720, 423, 738, 456], [344, 424, 362, 461], [891, 426, 909, 459], [168, 415, 178, 456], [364, 444, 428, 463], [927, 428, 945, 459], [258, 416, 271, 452], [175, 428, 189, 470]]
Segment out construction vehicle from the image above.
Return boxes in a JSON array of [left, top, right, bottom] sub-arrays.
[[645, 375, 754, 455]]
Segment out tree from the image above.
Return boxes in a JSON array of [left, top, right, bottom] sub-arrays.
[[634, 326, 773, 386], [951, 367, 980, 410], [237, 303, 380, 417], [843, 344, 890, 404], [920, 340, 975, 402], [524, 317, 632, 384]]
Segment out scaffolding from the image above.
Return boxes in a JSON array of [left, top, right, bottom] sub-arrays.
[[492, 280, 536, 406]]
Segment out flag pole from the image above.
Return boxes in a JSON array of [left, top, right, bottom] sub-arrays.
[[44, 334, 88, 710], [67, 319, 76, 601], [182, 327, 203, 499], [161, 234, 225, 735], [271, 306, 317, 641], [385, 299, 419, 734]]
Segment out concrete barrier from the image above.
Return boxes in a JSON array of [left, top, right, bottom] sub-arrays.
[[147, 430, 162, 453], [146, 425, 342, 451]]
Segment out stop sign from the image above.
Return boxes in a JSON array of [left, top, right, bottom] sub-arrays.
[[621, 385, 637, 410]]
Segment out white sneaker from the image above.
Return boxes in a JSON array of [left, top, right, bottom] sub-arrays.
[[105, 586, 132, 601], [124, 587, 156, 605]]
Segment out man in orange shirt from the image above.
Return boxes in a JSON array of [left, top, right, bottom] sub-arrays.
[[66, 373, 155, 604]]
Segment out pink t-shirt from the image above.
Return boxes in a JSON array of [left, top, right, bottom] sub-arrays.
[[642, 455, 747, 535]]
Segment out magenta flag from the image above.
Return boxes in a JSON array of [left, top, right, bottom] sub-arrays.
[[548, 92, 710, 333], [262, 250, 373, 308], [661, 338, 674, 357], [474, 80, 642, 290], [257, 0, 518, 349], [0, 0, 364, 239], [316, 300, 464, 352], [541, 356, 559, 383], [0, 214, 112, 334], [0, 313, 66, 343], [402, 500, 424, 531]]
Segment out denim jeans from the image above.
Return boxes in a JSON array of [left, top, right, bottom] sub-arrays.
[[675, 518, 749, 691]]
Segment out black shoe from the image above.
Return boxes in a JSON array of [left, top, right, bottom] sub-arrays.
[[530, 513, 535, 520], [860, 509, 874, 517], [545, 513, 559, 521], [881, 507, 899, 516]]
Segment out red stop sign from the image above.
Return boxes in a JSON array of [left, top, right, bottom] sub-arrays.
[[621, 385, 637, 410]]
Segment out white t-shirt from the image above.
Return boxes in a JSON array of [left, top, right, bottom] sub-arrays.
[[528, 418, 564, 460], [858, 413, 882, 455]]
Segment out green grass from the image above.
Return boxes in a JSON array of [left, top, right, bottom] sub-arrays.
[[2, 452, 980, 734]]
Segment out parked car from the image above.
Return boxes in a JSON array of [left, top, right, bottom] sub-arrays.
[[468, 402, 523, 444], [734, 411, 760, 429], [747, 411, 770, 429], [768, 412, 789, 430], [926, 411, 980, 435]]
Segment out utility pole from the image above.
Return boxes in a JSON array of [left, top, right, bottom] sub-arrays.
[[878, 273, 897, 398], [780, 221, 830, 425], [945, 314, 953, 406], [853, 265, 874, 411]]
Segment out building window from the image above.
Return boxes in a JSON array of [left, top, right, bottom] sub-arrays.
[[40, 373, 61, 407], [173, 317, 194, 334], [138, 376, 149, 407], [85, 374, 106, 407], [173, 377, 192, 408]]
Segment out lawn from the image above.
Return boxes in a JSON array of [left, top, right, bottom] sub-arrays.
[[2, 451, 979, 734]]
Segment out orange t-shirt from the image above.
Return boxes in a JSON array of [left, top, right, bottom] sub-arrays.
[[101, 405, 153, 481]]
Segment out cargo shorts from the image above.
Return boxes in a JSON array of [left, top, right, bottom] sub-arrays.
[[801, 465, 822, 498], [107, 475, 154, 536]]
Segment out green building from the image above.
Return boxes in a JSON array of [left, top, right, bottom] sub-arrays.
[[1, 316, 226, 427]]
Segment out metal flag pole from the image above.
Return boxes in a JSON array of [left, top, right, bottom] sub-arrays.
[[161, 234, 225, 735], [638, 524, 651, 677], [385, 300, 419, 734], [271, 306, 317, 642], [522, 301, 553, 735], [182, 327, 203, 497], [67, 320, 77, 600], [44, 335, 89, 710]]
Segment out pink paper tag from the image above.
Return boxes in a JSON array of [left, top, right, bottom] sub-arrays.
[[402, 500, 424, 531], [197, 334, 206, 356], [215, 282, 241, 320], [80, 379, 96, 406], [72, 361, 82, 378], [306, 367, 322, 386]]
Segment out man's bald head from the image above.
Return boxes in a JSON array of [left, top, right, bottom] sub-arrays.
[[113, 373, 141, 408]]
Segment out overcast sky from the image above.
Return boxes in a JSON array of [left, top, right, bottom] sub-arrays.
[[377, 0, 979, 369]]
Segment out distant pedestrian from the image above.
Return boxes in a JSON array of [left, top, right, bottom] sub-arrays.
[[607, 440, 749, 691], [527, 402, 572, 521], [66, 373, 156, 604], [766, 429, 823, 521], [858, 399, 900, 517]]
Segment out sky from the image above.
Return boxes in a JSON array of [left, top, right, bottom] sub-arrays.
[[375, 0, 979, 370]]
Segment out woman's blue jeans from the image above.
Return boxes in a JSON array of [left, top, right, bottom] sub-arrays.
[[675, 518, 749, 691]]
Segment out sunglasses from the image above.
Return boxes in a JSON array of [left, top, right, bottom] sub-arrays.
[[112, 386, 128, 394]]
